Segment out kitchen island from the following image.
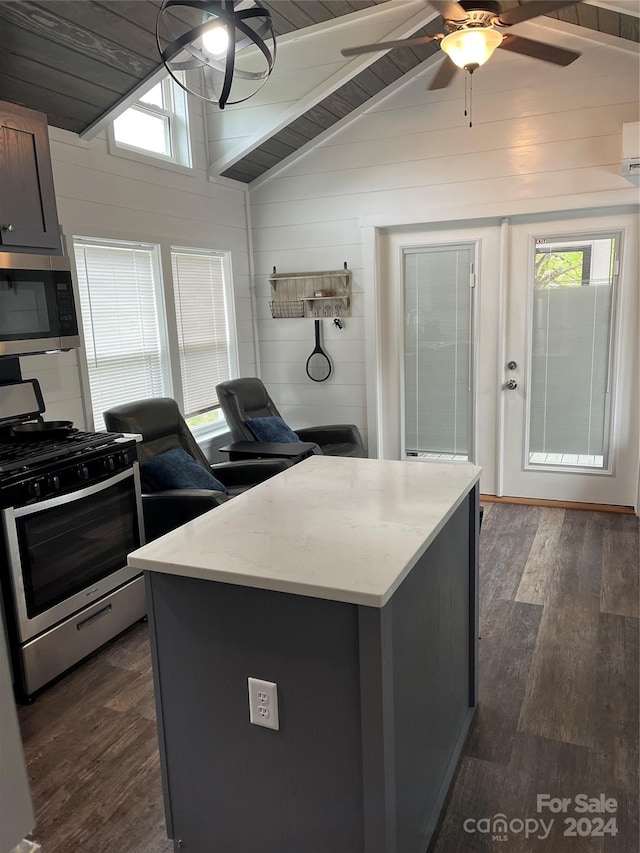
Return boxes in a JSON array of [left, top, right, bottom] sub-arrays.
[[128, 456, 481, 853]]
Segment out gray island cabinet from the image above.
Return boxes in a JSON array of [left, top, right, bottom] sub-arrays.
[[128, 456, 481, 853]]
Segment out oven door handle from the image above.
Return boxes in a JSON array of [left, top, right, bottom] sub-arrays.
[[12, 467, 136, 518]]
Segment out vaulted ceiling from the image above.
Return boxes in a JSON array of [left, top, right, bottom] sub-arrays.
[[0, 0, 638, 185]]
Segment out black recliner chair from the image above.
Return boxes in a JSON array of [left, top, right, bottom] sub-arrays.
[[104, 397, 289, 541], [216, 377, 365, 458]]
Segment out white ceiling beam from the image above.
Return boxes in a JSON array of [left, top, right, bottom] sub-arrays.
[[209, 0, 439, 177]]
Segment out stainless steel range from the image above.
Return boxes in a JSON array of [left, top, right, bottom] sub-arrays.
[[0, 379, 146, 702]]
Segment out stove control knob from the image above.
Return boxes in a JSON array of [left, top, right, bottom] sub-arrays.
[[103, 456, 116, 472], [28, 480, 42, 498], [77, 464, 89, 480], [48, 475, 61, 491], [116, 451, 129, 467]]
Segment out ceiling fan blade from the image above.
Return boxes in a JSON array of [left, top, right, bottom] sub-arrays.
[[429, 0, 467, 21], [428, 56, 459, 89], [341, 33, 439, 57], [499, 33, 581, 66], [498, 0, 581, 26]]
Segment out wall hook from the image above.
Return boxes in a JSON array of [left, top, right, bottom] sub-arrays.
[[343, 261, 348, 270], [333, 318, 343, 330]]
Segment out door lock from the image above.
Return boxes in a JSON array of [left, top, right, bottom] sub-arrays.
[[506, 379, 518, 390], [507, 360, 517, 370]]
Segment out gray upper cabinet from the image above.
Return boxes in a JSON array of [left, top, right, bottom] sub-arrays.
[[0, 100, 61, 253]]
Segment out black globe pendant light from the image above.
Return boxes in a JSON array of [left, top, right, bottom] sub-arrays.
[[156, 0, 276, 110]]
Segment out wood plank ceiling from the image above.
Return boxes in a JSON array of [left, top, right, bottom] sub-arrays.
[[0, 1, 637, 184], [0, 0, 383, 133]]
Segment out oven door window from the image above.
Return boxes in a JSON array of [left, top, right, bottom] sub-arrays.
[[0, 271, 59, 339], [17, 476, 140, 618]]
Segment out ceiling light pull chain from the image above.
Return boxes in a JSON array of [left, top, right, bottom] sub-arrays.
[[463, 69, 474, 128], [464, 71, 468, 121]]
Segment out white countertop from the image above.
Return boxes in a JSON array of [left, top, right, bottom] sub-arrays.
[[128, 456, 481, 608]]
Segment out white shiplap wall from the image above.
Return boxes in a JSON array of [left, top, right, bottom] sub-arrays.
[[20, 100, 253, 428], [249, 21, 640, 457]]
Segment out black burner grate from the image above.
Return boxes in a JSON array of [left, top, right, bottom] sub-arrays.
[[0, 430, 125, 474]]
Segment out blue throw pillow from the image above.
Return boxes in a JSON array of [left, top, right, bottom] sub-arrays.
[[246, 416, 299, 443], [140, 447, 229, 494]]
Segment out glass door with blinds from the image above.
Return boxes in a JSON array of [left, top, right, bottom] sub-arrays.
[[528, 234, 616, 470], [402, 243, 474, 461], [502, 212, 638, 505]]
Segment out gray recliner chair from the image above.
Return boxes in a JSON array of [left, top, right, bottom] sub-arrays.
[[216, 378, 365, 458], [104, 397, 289, 541]]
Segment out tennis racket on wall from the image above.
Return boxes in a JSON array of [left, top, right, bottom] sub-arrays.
[[306, 320, 332, 382]]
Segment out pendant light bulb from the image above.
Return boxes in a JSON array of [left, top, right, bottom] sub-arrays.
[[202, 24, 229, 58], [440, 27, 503, 71]]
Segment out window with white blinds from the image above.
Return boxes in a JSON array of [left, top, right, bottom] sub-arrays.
[[403, 244, 473, 460], [528, 233, 618, 468], [74, 239, 169, 430], [171, 248, 233, 422]]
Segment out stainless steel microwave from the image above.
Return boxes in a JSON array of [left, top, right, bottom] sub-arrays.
[[0, 253, 80, 357]]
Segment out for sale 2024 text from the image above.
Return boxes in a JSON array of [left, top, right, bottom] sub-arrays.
[[538, 793, 618, 839]]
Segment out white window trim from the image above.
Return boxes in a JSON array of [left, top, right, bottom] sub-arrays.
[[191, 415, 233, 443], [107, 76, 192, 171], [114, 104, 173, 162]]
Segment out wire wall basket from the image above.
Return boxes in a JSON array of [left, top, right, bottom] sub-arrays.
[[269, 300, 304, 319]]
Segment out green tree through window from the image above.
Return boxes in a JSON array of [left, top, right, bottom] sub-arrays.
[[534, 246, 592, 288]]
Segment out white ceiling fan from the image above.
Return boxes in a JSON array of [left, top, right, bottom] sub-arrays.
[[342, 1, 583, 89]]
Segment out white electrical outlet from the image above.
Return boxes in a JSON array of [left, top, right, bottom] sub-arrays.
[[248, 677, 279, 730]]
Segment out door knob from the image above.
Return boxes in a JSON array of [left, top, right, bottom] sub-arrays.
[[507, 360, 517, 370], [506, 379, 518, 390]]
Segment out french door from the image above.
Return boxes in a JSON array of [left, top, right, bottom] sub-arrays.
[[378, 221, 502, 495], [377, 209, 639, 507], [502, 211, 639, 505]]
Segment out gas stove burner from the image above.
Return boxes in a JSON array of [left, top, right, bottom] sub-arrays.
[[0, 379, 131, 485], [0, 429, 127, 475]]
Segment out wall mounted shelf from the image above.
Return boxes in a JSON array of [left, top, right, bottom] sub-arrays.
[[269, 267, 351, 319]]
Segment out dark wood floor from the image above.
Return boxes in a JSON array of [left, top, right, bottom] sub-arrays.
[[431, 504, 639, 853], [18, 504, 639, 853], [18, 620, 172, 853]]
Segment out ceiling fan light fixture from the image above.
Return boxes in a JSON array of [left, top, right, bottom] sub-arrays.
[[440, 27, 503, 71]]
